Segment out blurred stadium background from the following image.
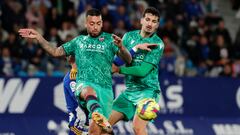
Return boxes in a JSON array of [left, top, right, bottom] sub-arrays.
[[0, 0, 240, 135]]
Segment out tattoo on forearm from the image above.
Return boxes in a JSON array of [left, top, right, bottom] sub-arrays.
[[118, 47, 132, 64], [39, 38, 66, 57]]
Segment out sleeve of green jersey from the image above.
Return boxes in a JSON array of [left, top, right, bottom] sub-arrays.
[[62, 36, 78, 56], [143, 41, 164, 66], [119, 61, 154, 77], [122, 33, 131, 50]]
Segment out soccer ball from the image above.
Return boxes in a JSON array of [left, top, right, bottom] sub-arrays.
[[136, 98, 160, 120]]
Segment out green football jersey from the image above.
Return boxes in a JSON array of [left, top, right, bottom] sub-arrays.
[[62, 32, 119, 88], [122, 30, 164, 92]]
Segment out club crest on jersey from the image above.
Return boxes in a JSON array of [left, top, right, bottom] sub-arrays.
[[69, 81, 76, 92], [99, 37, 104, 41]]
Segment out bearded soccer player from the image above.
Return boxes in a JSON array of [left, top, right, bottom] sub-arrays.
[[19, 9, 131, 135], [109, 7, 164, 135]]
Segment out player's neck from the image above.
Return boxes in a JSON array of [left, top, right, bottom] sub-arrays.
[[88, 31, 103, 38], [140, 30, 154, 38]]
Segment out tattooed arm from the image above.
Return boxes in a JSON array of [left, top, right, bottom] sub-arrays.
[[18, 28, 66, 57]]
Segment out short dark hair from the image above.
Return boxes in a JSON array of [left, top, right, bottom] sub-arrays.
[[86, 8, 102, 17], [143, 7, 160, 21]]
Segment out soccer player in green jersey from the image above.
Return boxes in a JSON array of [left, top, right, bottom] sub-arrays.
[[109, 7, 164, 135], [19, 9, 131, 135]]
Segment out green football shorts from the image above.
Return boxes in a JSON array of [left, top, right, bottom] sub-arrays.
[[74, 81, 114, 119], [112, 89, 160, 121]]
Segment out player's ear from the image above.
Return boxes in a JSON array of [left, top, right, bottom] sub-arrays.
[[85, 17, 88, 27], [140, 18, 144, 25]]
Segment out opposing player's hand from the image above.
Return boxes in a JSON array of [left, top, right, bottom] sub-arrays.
[[68, 112, 88, 135], [112, 34, 123, 49], [18, 28, 41, 40], [112, 64, 120, 73], [135, 43, 157, 52], [70, 68, 77, 80]]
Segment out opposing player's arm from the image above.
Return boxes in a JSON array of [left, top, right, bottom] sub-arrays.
[[18, 28, 66, 57]]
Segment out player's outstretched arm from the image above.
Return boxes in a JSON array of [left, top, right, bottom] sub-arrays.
[[18, 28, 66, 57], [113, 43, 157, 66], [112, 34, 132, 64], [134, 43, 157, 52], [118, 62, 154, 77]]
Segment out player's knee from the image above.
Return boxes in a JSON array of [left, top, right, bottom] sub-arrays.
[[82, 87, 97, 100]]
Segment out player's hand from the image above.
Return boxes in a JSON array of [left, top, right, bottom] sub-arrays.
[[70, 68, 77, 80], [112, 34, 124, 50], [68, 112, 88, 135], [112, 64, 120, 73], [135, 43, 157, 52], [18, 28, 41, 40]]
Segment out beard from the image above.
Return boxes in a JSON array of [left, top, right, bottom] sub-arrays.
[[89, 33, 99, 37], [144, 31, 152, 35], [143, 29, 154, 36], [88, 30, 102, 37]]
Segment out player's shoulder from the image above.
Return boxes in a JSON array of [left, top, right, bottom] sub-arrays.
[[78, 35, 87, 39], [63, 72, 71, 83], [101, 32, 112, 37], [153, 33, 163, 42], [154, 34, 164, 44], [70, 35, 85, 42], [152, 34, 164, 50], [102, 32, 111, 36], [124, 30, 140, 37], [100, 32, 113, 40]]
